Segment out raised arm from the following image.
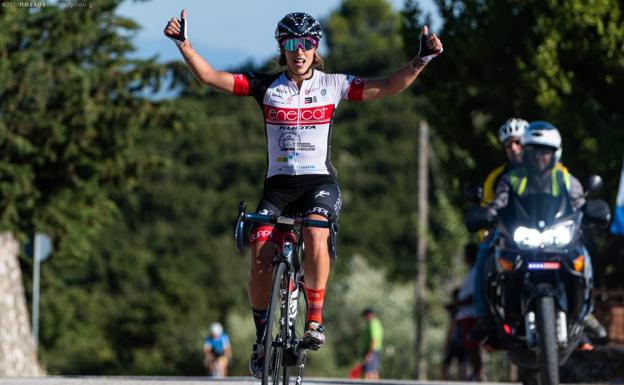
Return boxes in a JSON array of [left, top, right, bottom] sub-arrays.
[[360, 25, 442, 101], [164, 10, 235, 94]]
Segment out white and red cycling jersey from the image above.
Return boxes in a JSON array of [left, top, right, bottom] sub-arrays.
[[232, 69, 365, 178]]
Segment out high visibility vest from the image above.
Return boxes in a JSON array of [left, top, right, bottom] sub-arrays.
[[509, 164, 571, 197]]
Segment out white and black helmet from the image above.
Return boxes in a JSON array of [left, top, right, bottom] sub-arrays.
[[275, 12, 323, 42], [498, 118, 529, 144], [523, 121, 562, 163]]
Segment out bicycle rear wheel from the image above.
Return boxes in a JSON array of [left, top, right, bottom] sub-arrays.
[[263, 262, 289, 385]]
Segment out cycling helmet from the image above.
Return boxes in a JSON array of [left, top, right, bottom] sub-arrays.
[[275, 12, 323, 42], [498, 118, 528, 144], [210, 322, 223, 336], [523, 120, 562, 168]]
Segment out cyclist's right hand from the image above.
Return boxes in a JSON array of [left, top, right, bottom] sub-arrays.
[[164, 9, 188, 47]]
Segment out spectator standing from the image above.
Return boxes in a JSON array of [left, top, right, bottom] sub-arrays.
[[360, 308, 384, 379]]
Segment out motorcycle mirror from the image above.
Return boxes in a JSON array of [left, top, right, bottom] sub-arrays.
[[584, 175, 603, 197], [464, 185, 483, 204], [582, 199, 611, 228]]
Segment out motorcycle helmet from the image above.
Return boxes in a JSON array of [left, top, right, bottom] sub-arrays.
[[522, 121, 562, 171], [498, 118, 528, 144], [275, 12, 323, 43]]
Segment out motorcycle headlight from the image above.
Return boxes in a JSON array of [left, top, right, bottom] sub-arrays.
[[513, 221, 575, 249], [513, 226, 543, 248], [541, 221, 574, 247]]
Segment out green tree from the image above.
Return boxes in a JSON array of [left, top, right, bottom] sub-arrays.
[[25, 0, 464, 377], [325, 0, 406, 76], [0, 0, 172, 373], [0, 2, 170, 254], [402, 0, 624, 197]]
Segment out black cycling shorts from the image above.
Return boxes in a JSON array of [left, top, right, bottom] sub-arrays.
[[255, 174, 342, 220]]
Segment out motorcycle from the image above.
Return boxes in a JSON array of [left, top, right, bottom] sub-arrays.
[[465, 175, 610, 385]]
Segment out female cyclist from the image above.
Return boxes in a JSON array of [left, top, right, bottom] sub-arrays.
[[164, 10, 442, 378]]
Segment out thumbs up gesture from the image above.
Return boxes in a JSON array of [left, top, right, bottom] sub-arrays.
[[164, 9, 188, 47], [418, 25, 443, 64]]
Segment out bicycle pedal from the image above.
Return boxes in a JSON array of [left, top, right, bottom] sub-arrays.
[[300, 340, 321, 351]]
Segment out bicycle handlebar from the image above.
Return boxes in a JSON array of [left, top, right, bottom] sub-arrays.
[[242, 213, 332, 229], [234, 201, 338, 259]]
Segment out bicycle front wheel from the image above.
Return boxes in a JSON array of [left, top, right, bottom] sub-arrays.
[[282, 274, 308, 385], [263, 262, 289, 385]]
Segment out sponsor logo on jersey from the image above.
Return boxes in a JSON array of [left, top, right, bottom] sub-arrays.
[[304, 96, 318, 104], [279, 125, 317, 130], [264, 105, 334, 125], [278, 132, 300, 150], [269, 90, 291, 104], [276, 152, 299, 162], [278, 165, 316, 171]]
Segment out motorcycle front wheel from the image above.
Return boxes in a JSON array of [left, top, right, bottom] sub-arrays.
[[536, 296, 559, 385]]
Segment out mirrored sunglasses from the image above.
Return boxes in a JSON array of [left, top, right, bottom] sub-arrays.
[[280, 37, 318, 52]]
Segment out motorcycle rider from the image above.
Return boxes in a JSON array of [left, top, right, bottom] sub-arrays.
[[487, 121, 584, 212], [472, 118, 529, 335], [481, 118, 528, 208], [482, 121, 599, 347]]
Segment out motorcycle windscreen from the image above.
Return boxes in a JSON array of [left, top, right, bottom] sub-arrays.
[[499, 192, 574, 232]]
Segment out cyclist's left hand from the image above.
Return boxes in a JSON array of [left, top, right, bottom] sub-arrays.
[[418, 25, 443, 63]]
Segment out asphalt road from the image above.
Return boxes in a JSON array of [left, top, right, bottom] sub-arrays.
[[0, 377, 514, 385]]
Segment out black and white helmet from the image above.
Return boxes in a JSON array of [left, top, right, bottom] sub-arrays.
[[275, 12, 323, 42], [523, 121, 563, 163], [498, 118, 529, 144]]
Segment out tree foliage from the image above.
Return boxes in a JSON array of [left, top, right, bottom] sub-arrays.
[[325, 0, 406, 75], [4, 0, 621, 379], [0, 0, 173, 257], [402, 0, 624, 195]]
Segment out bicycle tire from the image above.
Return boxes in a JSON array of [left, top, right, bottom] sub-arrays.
[[283, 277, 308, 385], [263, 262, 289, 385]]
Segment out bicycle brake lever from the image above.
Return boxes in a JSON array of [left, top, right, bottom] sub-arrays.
[[235, 201, 247, 253]]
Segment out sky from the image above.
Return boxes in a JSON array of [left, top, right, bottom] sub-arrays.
[[116, 0, 440, 69]]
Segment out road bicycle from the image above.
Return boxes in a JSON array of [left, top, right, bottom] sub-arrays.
[[235, 202, 337, 385]]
